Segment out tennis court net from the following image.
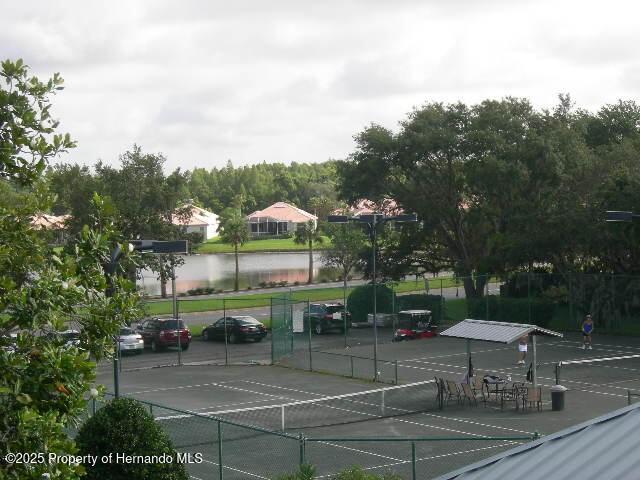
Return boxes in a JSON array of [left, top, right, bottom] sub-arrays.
[[556, 354, 640, 393], [183, 379, 439, 433]]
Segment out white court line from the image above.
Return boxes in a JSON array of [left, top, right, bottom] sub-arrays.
[[239, 380, 534, 436], [126, 379, 242, 396], [317, 441, 402, 462], [190, 398, 283, 412], [314, 442, 520, 479], [198, 457, 268, 479]]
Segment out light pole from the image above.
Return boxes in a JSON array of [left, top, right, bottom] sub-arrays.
[[328, 212, 418, 382], [108, 240, 188, 397]]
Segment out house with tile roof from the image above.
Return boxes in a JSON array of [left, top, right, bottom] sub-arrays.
[[245, 202, 317, 237], [172, 203, 219, 240]]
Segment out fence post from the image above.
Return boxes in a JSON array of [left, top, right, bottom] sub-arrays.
[[350, 355, 354, 378], [394, 360, 398, 385], [527, 272, 532, 324], [555, 363, 560, 385], [485, 275, 489, 321], [218, 421, 223, 480], [223, 299, 228, 366], [411, 441, 417, 480], [629, 390, 632, 406], [298, 433, 305, 466], [270, 298, 274, 364], [91, 398, 96, 415], [307, 300, 313, 372], [149, 404, 153, 416], [440, 279, 444, 325]]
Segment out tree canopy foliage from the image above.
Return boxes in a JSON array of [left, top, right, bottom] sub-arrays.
[[337, 96, 640, 295], [1, 59, 142, 479]]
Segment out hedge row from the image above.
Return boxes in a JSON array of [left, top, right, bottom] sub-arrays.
[[467, 297, 555, 327]]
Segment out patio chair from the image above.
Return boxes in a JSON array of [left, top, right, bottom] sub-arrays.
[[445, 380, 462, 405], [460, 382, 478, 407], [434, 377, 446, 408], [522, 386, 543, 411], [471, 375, 487, 404], [500, 383, 525, 411]]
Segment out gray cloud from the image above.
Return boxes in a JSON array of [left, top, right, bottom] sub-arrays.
[[4, 0, 639, 171]]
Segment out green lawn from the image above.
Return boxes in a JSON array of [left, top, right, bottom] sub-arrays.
[[144, 278, 464, 317], [196, 236, 332, 254]]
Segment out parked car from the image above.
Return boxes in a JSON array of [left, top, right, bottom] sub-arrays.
[[44, 329, 81, 348], [202, 316, 267, 343], [1, 332, 17, 354], [117, 327, 144, 354], [136, 318, 191, 352], [303, 303, 351, 334]]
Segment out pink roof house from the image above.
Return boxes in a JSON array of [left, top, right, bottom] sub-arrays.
[[245, 202, 317, 237]]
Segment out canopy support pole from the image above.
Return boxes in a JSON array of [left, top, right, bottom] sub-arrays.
[[532, 334, 538, 388], [466, 339, 472, 384]]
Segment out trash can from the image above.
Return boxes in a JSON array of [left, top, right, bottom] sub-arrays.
[[551, 385, 567, 411]]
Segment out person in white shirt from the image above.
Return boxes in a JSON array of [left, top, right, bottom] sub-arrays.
[[517, 335, 528, 365]]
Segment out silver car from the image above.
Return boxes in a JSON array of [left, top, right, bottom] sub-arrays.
[[117, 327, 144, 354]]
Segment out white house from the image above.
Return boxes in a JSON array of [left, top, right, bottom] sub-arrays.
[[172, 204, 219, 240], [245, 202, 317, 237]]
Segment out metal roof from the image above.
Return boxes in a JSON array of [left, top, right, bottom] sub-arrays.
[[437, 402, 640, 480], [439, 319, 563, 344]]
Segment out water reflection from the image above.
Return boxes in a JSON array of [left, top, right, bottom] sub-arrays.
[[138, 252, 344, 296]]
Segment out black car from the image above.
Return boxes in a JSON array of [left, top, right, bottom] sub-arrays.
[[303, 303, 351, 334], [202, 316, 267, 343]]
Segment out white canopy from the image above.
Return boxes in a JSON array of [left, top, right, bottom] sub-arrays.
[[440, 319, 563, 344]]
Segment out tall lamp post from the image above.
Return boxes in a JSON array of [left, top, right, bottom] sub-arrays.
[[108, 240, 188, 397], [328, 212, 418, 382]]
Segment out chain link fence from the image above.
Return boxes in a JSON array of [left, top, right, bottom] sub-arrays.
[[71, 394, 535, 480]]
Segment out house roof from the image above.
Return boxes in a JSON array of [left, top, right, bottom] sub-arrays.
[[335, 198, 404, 217], [31, 213, 70, 230], [246, 202, 317, 223], [439, 319, 563, 344], [172, 205, 218, 227], [437, 402, 640, 480]]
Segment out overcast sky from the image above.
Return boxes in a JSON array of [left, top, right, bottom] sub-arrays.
[[3, 0, 640, 172]]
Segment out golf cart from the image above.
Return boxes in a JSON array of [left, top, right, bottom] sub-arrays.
[[393, 310, 436, 341]]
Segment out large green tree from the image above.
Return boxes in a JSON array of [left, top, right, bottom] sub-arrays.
[[338, 98, 578, 296], [0, 59, 142, 479]]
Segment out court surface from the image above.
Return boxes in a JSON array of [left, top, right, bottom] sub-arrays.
[[96, 333, 640, 479]]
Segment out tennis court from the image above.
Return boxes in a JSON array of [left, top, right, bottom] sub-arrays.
[[95, 331, 640, 480]]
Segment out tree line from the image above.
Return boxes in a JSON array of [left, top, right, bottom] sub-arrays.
[[337, 95, 640, 297]]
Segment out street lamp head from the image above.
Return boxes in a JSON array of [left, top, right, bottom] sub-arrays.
[[327, 215, 349, 224], [605, 211, 634, 223], [391, 213, 418, 223]]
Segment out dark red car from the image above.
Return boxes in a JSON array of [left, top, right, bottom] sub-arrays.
[[136, 318, 191, 352]]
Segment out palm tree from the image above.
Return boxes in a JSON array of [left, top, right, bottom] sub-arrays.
[[294, 220, 324, 284], [219, 211, 249, 291]]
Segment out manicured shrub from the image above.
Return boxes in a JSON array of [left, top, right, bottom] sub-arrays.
[[75, 397, 188, 480], [347, 284, 396, 322], [396, 294, 443, 321]]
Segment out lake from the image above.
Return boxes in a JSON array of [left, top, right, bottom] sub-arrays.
[[138, 252, 344, 295]]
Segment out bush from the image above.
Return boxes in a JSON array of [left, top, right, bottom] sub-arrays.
[[467, 297, 555, 328], [274, 465, 401, 480], [75, 398, 189, 480], [396, 294, 443, 322], [347, 284, 396, 322]]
